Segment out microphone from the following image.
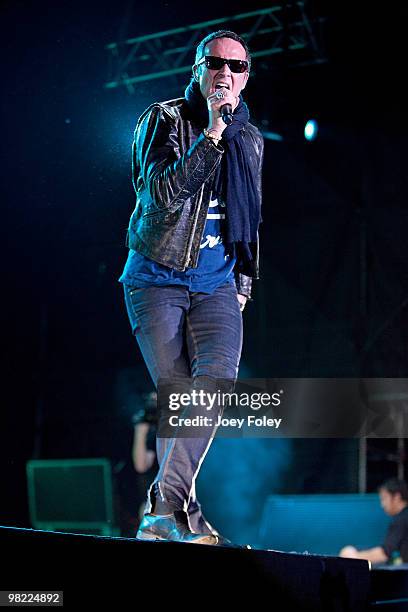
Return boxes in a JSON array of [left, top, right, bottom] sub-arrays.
[[220, 103, 233, 125]]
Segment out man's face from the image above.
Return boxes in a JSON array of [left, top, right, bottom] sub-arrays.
[[379, 488, 402, 516], [193, 37, 249, 102]]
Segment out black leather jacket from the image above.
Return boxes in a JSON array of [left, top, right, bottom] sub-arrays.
[[125, 96, 264, 300]]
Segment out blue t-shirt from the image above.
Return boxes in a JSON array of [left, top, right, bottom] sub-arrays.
[[118, 195, 236, 294]]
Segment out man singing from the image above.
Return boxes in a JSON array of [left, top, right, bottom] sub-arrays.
[[119, 30, 264, 545]]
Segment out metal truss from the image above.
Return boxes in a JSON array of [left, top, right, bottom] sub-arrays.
[[104, 3, 327, 93]]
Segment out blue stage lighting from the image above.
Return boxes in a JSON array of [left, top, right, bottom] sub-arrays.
[[304, 119, 318, 141]]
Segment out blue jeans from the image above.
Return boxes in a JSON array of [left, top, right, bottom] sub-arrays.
[[123, 282, 243, 515]]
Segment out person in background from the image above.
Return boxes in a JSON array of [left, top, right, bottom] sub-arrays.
[[115, 390, 158, 536], [340, 478, 408, 563], [131, 392, 158, 474]]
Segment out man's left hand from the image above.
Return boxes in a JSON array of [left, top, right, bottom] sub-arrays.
[[237, 294, 248, 312]]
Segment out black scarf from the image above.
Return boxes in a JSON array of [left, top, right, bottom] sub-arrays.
[[184, 78, 261, 276]]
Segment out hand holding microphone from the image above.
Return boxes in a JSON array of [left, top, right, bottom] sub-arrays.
[[206, 86, 238, 140]]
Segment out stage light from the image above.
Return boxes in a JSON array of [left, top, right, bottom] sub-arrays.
[[262, 130, 284, 142], [304, 119, 318, 141]]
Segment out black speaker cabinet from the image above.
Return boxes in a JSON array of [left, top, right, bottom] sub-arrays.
[[26, 458, 118, 535]]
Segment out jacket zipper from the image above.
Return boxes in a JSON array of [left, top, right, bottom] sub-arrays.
[[183, 183, 205, 269], [143, 207, 163, 218]]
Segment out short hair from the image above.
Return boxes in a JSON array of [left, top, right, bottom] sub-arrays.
[[195, 30, 251, 71], [379, 478, 408, 501]]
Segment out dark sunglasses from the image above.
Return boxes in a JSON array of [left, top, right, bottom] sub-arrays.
[[196, 55, 249, 74]]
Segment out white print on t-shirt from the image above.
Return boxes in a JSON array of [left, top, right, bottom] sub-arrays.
[[199, 197, 225, 250], [206, 197, 226, 220], [201, 234, 222, 249]]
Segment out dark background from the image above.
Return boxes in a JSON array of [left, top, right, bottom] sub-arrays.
[[2, 0, 408, 542]]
